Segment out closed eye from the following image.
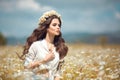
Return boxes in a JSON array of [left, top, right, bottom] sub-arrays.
[[52, 23, 61, 28]]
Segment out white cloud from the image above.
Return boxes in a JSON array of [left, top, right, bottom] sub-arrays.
[[17, 0, 40, 11], [17, 0, 52, 11], [0, 0, 15, 12], [0, 0, 52, 12], [115, 12, 120, 19]]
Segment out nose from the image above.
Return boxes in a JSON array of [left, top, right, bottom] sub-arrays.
[[56, 26, 60, 32], [57, 25, 60, 29]]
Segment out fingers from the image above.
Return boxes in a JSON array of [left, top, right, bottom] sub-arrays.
[[49, 52, 55, 59], [45, 51, 55, 62]]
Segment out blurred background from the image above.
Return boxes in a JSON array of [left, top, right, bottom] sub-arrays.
[[0, 0, 120, 45]]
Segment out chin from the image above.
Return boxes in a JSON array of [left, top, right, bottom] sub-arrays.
[[54, 32, 59, 35], [56, 34, 60, 36], [55, 33, 60, 36]]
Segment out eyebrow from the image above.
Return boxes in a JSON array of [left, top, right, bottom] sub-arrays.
[[52, 23, 60, 25]]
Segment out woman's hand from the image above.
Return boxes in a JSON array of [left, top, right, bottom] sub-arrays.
[[26, 44, 55, 69], [28, 52, 54, 69], [26, 61, 41, 69], [43, 49, 55, 63]]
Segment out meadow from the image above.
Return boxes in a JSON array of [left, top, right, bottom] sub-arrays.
[[0, 43, 120, 80]]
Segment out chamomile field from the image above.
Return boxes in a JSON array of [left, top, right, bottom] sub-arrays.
[[0, 43, 120, 80]]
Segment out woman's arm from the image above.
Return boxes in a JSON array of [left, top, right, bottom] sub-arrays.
[[27, 51, 55, 69], [25, 43, 55, 69]]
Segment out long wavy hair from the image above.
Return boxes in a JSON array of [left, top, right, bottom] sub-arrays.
[[20, 15, 68, 60]]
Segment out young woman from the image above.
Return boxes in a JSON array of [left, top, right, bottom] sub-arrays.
[[20, 10, 68, 80]]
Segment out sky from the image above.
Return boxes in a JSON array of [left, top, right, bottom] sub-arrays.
[[0, 0, 120, 38]]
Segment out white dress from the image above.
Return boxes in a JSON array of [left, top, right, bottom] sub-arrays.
[[24, 39, 60, 80]]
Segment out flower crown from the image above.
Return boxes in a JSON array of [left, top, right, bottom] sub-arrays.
[[39, 10, 61, 24]]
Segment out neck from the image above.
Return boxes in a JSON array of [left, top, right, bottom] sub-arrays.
[[45, 33, 54, 44]]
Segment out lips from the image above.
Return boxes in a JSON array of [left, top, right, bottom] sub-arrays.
[[56, 30, 60, 33]]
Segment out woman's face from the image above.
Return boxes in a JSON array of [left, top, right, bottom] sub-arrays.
[[47, 18, 61, 36]]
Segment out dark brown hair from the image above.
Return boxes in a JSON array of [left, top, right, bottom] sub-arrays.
[[21, 15, 68, 59]]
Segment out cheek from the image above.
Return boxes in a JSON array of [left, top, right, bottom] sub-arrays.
[[50, 27, 55, 31], [47, 27, 55, 33]]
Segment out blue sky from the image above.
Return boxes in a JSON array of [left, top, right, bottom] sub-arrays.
[[0, 0, 120, 37]]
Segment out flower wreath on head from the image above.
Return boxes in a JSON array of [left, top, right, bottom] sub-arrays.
[[39, 10, 61, 25]]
